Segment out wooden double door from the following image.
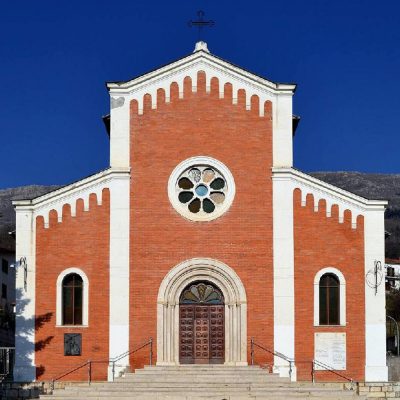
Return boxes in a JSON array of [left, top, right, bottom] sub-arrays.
[[179, 304, 224, 364]]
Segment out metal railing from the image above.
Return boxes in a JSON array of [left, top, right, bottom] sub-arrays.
[[250, 338, 294, 381], [250, 338, 354, 386], [50, 337, 153, 391], [311, 358, 354, 387], [0, 347, 15, 382]]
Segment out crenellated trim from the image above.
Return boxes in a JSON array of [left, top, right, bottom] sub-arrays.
[[126, 71, 274, 119], [273, 168, 387, 229], [13, 167, 130, 228], [108, 49, 293, 170], [294, 189, 363, 230]]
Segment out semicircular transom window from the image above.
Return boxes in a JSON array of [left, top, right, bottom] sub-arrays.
[[180, 282, 224, 305], [169, 157, 235, 222]]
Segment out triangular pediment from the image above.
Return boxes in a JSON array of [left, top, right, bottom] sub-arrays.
[[106, 42, 296, 102]]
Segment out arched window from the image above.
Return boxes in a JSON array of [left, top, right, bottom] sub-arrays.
[[319, 273, 340, 325], [62, 273, 83, 325]]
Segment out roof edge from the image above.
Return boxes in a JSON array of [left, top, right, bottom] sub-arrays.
[[272, 167, 388, 209], [106, 43, 297, 95]]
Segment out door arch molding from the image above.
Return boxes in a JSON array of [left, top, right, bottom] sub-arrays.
[[157, 258, 247, 366]]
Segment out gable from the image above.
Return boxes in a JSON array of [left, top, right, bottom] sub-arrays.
[[107, 42, 296, 117], [107, 42, 296, 170]]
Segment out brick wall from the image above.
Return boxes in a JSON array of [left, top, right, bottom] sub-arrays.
[[293, 189, 365, 381], [35, 189, 110, 381], [129, 71, 274, 368]]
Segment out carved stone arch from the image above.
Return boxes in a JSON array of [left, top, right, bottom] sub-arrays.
[[157, 258, 247, 366]]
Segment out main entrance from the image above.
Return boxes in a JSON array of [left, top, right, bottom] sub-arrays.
[[157, 258, 247, 366], [179, 281, 224, 364]]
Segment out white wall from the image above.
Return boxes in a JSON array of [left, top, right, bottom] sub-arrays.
[[13, 208, 36, 382]]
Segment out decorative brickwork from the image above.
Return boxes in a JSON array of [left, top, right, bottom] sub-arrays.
[[34, 189, 110, 381], [130, 71, 274, 368], [293, 188, 365, 381]]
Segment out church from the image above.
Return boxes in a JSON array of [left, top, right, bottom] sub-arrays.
[[13, 41, 388, 383]]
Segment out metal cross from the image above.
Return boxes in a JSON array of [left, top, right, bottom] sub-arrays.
[[188, 10, 215, 40]]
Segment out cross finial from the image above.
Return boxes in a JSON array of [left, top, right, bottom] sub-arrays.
[[188, 10, 215, 41]]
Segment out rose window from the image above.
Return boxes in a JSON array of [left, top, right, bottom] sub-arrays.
[[168, 157, 235, 222], [176, 166, 227, 215]]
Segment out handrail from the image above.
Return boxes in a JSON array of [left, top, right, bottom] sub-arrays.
[[251, 338, 354, 386], [250, 338, 294, 380], [312, 358, 354, 386], [50, 337, 153, 391]]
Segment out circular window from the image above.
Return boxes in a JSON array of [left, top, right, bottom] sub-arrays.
[[168, 157, 235, 222]]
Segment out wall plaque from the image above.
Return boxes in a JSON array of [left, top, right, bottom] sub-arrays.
[[314, 332, 346, 370], [64, 333, 82, 356]]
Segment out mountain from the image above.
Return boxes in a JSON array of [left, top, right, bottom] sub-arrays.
[[0, 172, 399, 258]]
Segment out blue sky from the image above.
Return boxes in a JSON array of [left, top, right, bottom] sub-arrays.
[[1, 0, 399, 188]]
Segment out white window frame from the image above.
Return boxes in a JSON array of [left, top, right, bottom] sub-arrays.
[[314, 267, 346, 326], [56, 267, 89, 327], [168, 156, 236, 222]]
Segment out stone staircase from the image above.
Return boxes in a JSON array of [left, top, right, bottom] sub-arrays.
[[41, 365, 364, 400]]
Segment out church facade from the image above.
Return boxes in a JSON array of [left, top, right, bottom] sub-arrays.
[[13, 42, 388, 383]]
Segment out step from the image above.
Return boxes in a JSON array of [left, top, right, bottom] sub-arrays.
[[40, 365, 362, 400], [55, 387, 353, 398], [62, 382, 348, 390], [130, 371, 277, 376], [43, 394, 362, 400], [119, 374, 290, 382]]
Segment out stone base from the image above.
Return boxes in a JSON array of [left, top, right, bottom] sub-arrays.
[[365, 365, 388, 382], [273, 364, 297, 381], [107, 363, 130, 382]]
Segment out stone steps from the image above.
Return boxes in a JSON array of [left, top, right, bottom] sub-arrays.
[[61, 383, 347, 390], [41, 365, 363, 400], [40, 392, 364, 400]]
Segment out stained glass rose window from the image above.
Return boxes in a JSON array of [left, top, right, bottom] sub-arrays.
[[177, 167, 227, 215], [168, 157, 235, 221]]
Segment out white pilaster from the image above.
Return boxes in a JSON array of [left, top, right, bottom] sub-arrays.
[[272, 175, 296, 379], [273, 93, 293, 168], [364, 210, 388, 381], [14, 208, 36, 382], [108, 174, 131, 380], [110, 96, 130, 169]]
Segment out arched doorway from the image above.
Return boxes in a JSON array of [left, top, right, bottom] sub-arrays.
[[157, 258, 247, 366], [179, 281, 224, 364]]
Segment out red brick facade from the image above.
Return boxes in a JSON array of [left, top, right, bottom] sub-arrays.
[[293, 189, 365, 381], [35, 189, 110, 381], [130, 72, 274, 368]]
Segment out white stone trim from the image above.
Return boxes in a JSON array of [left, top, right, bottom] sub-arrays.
[[272, 174, 296, 379], [108, 174, 130, 380], [14, 208, 36, 382], [55, 268, 89, 327], [364, 210, 388, 381], [168, 156, 235, 222], [110, 98, 130, 169], [157, 258, 247, 366], [273, 93, 293, 167], [272, 168, 387, 229], [13, 168, 130, 228], [107, 47, 296, 96], [313, 267, 346, 326]]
